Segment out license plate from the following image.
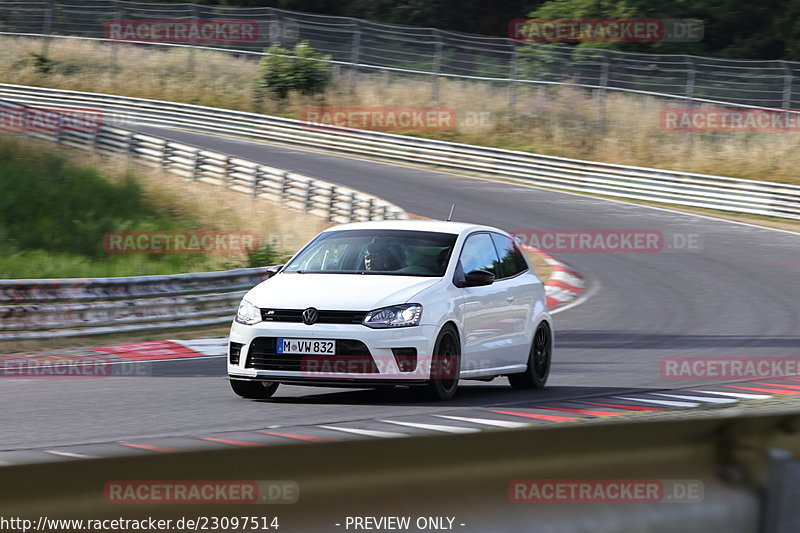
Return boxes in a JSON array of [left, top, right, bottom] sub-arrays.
[[277, 338, 336, 355]]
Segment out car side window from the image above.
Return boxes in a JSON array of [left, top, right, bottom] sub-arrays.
[[490, 233, 529, 279], [459, 233, 500, 277]]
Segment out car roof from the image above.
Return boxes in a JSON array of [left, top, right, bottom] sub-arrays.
[[323, 219, 506, 236]]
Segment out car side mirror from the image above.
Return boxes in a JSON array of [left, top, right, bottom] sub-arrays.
[[463, 269, 495, 287], [265, 265, 284, 278]]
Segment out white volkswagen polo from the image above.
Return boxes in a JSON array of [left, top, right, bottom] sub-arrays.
[[228, 220, 553, 401]]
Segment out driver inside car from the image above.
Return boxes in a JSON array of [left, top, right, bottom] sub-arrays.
[[363, 244, 400, 271]]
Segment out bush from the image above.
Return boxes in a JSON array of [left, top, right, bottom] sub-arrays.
[[255, 41, 332, 100]]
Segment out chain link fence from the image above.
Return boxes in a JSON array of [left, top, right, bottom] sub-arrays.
[[1, 0, 799, 111]]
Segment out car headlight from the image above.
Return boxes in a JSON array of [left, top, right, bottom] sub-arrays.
[[363, 304, 422, 328], [235, 299, 261, 325]]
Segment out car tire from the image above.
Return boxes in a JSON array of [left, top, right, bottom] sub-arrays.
[[423, 324, 461, 401], [230, 379, 279, 399], [508, 321, 552, 389]]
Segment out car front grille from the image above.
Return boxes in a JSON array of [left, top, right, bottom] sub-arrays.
[[260, 309, 368, 324], [245, 337, 378, 373]]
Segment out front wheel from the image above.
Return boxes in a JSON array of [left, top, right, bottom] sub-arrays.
[[508, 322, 552, 389], [423, 324, 461, 401], [230, 379, 279, 399]]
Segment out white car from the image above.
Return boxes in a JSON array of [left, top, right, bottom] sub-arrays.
[[228, 220, 553, 401]]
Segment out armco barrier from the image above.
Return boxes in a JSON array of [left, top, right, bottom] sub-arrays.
[[2, 83, 799, 220], [0, 268, 273, 339], [4, 403, 800, 531]]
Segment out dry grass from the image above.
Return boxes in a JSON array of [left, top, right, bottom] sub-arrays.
[[3, 35, 799, 187]]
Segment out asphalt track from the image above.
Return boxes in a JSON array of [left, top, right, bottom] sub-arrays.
[[2, 125, 800, 455]]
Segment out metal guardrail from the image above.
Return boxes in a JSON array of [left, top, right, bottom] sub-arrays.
[[0, 96, 406, 340], [0, 268, 271, 339], [4, 403, 800, 531], [1, 0, 799, 111], [2, 83, 799, 221]]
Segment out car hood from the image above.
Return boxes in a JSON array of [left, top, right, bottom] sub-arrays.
[[245, 273, 441, 310]]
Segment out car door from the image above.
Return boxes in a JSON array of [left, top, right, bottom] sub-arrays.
[[457, 232, 512, 374], [490, 233, 537, 367]]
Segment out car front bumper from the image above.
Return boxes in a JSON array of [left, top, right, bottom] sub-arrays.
[[228, 320, 440, 384]]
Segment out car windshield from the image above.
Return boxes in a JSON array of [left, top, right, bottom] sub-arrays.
[[283, 229, 457, 276]]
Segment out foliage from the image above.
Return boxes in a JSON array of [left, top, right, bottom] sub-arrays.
[[255, 41, 331, 100]]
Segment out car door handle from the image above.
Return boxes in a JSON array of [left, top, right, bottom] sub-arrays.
[[506, 296, 515, 302]]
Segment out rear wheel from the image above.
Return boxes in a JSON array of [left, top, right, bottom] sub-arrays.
[[423, 324, 460, 401], [230, 379, 279, 399], [508, 322, 552, 389]]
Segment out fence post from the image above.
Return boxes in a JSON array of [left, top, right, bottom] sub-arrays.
[[350, 19, 361, 94], [432, 29, 443, 105], [508, 42, 518, 119], [781, 60, 793, 111], [41, 0, 53, 56], [188, 4, 198, 73], [597, 51, 610, 134], [684, 56, 696, 151], [109, 0, 121, 73], [269, 8, 282, 47]]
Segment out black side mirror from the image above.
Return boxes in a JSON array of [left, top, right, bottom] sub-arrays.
[[265, 264, 284, 278], [463, 269, 495, 287]]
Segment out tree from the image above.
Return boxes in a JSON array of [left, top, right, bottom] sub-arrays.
[[255, 41, 331, 100]]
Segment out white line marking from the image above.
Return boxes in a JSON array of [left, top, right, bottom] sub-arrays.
[[318, 426, 406, 438], [691, 390, 772, 400], [653, 393, 738, 404], [379, 420, 479, 434], [435, 415, 529, 428], [614, 396, 699, 408], [45, 450, 95, 459]]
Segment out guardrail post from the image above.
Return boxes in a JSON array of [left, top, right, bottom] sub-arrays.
[[223, 156, 232, 188], [190, 150, 201, 181], [305, 180, 315, 212], [281, 172, 290, 200], [328, 186, 337, 222], [161, 141, 170, 170], [382, 205, 388, 220], [432, 30, 443, 105], [54, 112, 63, 145], [350, 192, 358, 221], [252, 168, 261, 197], [367, 198, 375, 220], [126, 131, 136, 160]]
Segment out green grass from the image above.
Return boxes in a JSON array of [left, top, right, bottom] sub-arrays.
[[0, 136, 216, 278]]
